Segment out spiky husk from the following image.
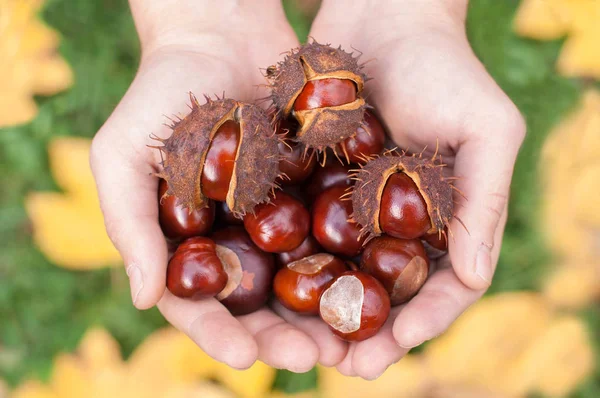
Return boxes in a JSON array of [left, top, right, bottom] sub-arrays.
[[267, 41, 368, 151], [154, 94, 279, 216], [350, 151, 454, 243]]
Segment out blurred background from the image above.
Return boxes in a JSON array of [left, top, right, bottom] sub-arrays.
[[0, 0, 599, 397]]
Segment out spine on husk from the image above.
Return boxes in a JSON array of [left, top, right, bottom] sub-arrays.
[[153, 93, 281, 217]]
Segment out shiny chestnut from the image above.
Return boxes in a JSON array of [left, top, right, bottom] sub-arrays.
[[274, 253, 347, 314], [319, 271, 390, 342], [211, 227, 275, 315], [312, 185, 365, 257], [305, 163, 352, 205], [158, 179, 215, 240], [166, 237, 228, 298], [361, 236, 429, 305], [338, 110, 386, 163], [293, 78, 357, 111], [215, 201, 243, 226], [276, 235, 321, 268], [243, 191, 310, 253], [379, 172, 431, 239], [201, 120, 240, 201], [422, 229, 448, 259], [277, 119, 317, 185]]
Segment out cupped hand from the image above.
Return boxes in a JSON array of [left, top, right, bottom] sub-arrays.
[[90, 0, 348, 372], [310, 0, 526, 379]]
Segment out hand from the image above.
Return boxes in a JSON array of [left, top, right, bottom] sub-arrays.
[[310, 0, 526, 379], [90, 0, 348, 372]]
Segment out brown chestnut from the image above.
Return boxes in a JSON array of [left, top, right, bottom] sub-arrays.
[[277, 119, 317, 185], [215, 201, 243, 226], [379, 172, 431, 239], [422, 229, 448, 259], [293, 78, 357, 111], [276, 235, 321, 268], [319, 271, 390, 342], [166, 237, 228, 298], [312, 185, 365, 257], [211, 227, 275, 315], [338, 110, 386, 163], [201, 120, 240, 201], [158, 179, 215, 240], [361, 236, 429, 305], [243, 191, 310, 253], [305, 163, 352, 205], [274, 253, 347, 314]]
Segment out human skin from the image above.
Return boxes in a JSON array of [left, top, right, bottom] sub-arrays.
[[307, 0, 525, 379], [90, 0, 524, 379]]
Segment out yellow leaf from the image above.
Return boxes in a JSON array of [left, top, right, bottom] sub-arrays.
[[514, 0, 600, 78], [0, 0, 72, 128], [573, 165, 600, 227], [49, 354, 90, 398], [128, 328, 217, 383], [269, 391, 318, 398], [215, 361, 276, 398], [10, 381, 59, 398], [319, 355, 429, 398], [76, 328, 123, 374], [424, 293, 551, 396], [509, 316, 595, 397], [541, 90, 600, 261], [26, 138, 121, 269], [543, 263, 600, 308]]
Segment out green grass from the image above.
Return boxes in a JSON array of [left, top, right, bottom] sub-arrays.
[[0, 0, 597, 395]]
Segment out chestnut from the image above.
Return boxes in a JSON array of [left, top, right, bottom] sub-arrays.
[[243, 191, 310, 253], [277, 119, 317, 185], [319, 271, 390, 342], [166, 237, 228, 298], [338, 110, 386, 163], [305, 163, 352, 205], [422, 229, 448, 260], [211, 227, 275, 315], [274, 253, 347, 314], [201, 120, 240, 201], [293, 78, 357, 111], [276, 235, 321, 268], [312, 185, 365, 257], [379, 172, 431, 239], [158, 179, 215, 240], [215, 201, 243, 226], [361, 236, 429, 305]]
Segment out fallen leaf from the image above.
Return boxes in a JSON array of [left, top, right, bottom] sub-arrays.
[[26, 138, 121, 269], [0, 0, 73, 128], [514, 0, 600, 78]]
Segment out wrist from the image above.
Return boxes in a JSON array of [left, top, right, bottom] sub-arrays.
[[129, 0, 286, 54], [318, 0, 468, 31]]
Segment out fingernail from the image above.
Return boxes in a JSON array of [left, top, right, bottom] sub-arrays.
[[398, 339, 424, 349], [475, 243, 493, 285], [126, 264, 143, 306]]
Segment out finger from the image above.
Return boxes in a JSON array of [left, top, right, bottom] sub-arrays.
[[237, 308, 319, 373], [351, 306, 409, 380], [335, 343, 358, 377], [90, 143, 166, 310], [393, 205, 508, 349], [271, 300, 349, 367], [393, 267, 484, 349], [157, 291, 258, 369], [450, 107, 525, 290], [91, 52, 257, 309]]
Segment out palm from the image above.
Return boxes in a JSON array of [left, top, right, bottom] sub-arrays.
[[92, 27, 348, 370], [310, 4, 524, 379]]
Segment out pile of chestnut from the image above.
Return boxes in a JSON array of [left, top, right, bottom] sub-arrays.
[[159, 105, 448, 343]]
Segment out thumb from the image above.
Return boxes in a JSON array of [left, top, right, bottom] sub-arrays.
[[90, 133, 168, 310], [449, 102, 526, 290]]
